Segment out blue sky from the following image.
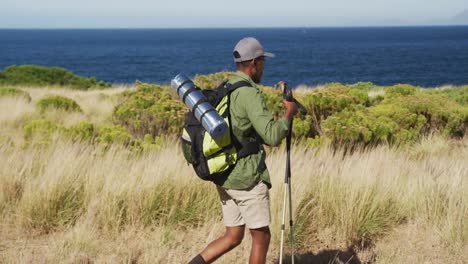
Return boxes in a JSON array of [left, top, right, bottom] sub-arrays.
[[0, 0, 467, 28]]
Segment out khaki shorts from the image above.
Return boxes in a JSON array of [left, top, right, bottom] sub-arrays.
[[216, 181, 271, 229]]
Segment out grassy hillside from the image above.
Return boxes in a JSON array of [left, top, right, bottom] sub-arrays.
[[0, 70, 467, 263], [0, 65, 111, 89]]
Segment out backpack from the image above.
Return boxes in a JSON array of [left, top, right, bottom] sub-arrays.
[[181, 80, 260, 181]]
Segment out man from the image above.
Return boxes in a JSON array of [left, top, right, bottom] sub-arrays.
[[189, 37, 298, 264]]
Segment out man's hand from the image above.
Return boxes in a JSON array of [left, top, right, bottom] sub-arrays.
[[283, 100, 298, 120]]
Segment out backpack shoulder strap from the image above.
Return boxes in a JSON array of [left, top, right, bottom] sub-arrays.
[[226, 80, 252, 93], [217, 80, 252, 99], [224, 80, 260, 158]]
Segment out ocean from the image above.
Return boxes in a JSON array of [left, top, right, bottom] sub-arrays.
[[0, 26, 467, 88]]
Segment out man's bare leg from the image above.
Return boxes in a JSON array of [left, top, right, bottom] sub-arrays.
[[249, 226, 271, 264], [195, 225, 245, 263]]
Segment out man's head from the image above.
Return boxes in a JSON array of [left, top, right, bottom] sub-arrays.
[[233, 37, 274, 83]]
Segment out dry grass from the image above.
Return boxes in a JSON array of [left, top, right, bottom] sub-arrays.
[[293, 84, 327, 94], [0, 86, 467, 263], [0, 136, 466, 263], [4, 86, 132, 127], [0, 86, 133, 146], [29, 86, 132, 125]]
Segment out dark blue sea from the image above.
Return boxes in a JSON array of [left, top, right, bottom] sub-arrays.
[[1, 27, 468, 88]]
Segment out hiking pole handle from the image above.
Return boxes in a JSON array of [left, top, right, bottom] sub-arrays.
[[275, 81, 308, 115], [292, 98, 307, 115]]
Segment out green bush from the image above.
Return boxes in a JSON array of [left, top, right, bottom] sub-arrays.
[[322, 91, 467, 149], [23, 119, 163, 151], [260, 86, 283, 117], [384, 93, 466, 137], [369, 94, 385, 106], [0, 65, 111, 89], [113, 82, 185, 139], [369, 103, 427, 143], [322, 109, 376, 149], [385, 84, 418, 96], [193, 72, 235, 89], [21, 70, 466, 150], [299, 83, 370, 137], [24, 119, 64, 143], [323, 107, 424, 149], [346, 81, 376, 91], [0, 87, 32, 101], [141, 134, 166, 151], [37, 95, 82, 113], [95, 125, 136, 146], [67, 122, 96, 142], [292, 115, 313, 138], [91, 125, 167, 151], [348, 89, 371, 105], [423, 86, 468, 106]]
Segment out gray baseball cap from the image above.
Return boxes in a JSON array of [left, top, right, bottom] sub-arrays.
[[233, 37, 275, 63]]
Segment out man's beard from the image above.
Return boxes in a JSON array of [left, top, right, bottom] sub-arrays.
[[252, 71, 263, 84]]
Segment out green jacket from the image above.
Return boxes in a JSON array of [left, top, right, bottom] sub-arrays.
[[213, 71, 289, 190]]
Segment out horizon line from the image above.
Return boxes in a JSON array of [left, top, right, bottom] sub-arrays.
[[1, 24, 468, 30]]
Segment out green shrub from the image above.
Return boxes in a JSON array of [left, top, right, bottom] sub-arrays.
[[304, 136, 325, 148], [37, 95, 82, 113], [369, 94, 385, 106], [0, 65, 111, 89], [385, 84, 418, 96], [23, 119, 158, 150], [193, 72, 235, 89], [67, 122, 96, 142], [141, 134, 166, 151], [260, 86, 283, 117], [95, 125, 136, 146], [346, 81, 376, 91], [423, 86, 468, 106], [0, 87, 32, 101], [348, 89, 371, 105], [384, 94, 466, 137], [322, 109, 375, 149], [322, 91, 466, 149], [113, 82, 185, 139], [323, 106, 426, 149], [24, 119, 64, 143], [292, 115, 313, 138], [299, 83, 370, 137], [369, 103, 427, 143]]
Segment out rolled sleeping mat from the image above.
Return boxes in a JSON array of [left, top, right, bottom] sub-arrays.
[[171, 74, 228, 139]]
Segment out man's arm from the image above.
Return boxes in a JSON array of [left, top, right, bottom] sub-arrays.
[[240, 88, 295, 146]]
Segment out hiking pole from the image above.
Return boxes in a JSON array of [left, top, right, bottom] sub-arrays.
[[275, 81, 307, 264], [280, 115, 294, 264]]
